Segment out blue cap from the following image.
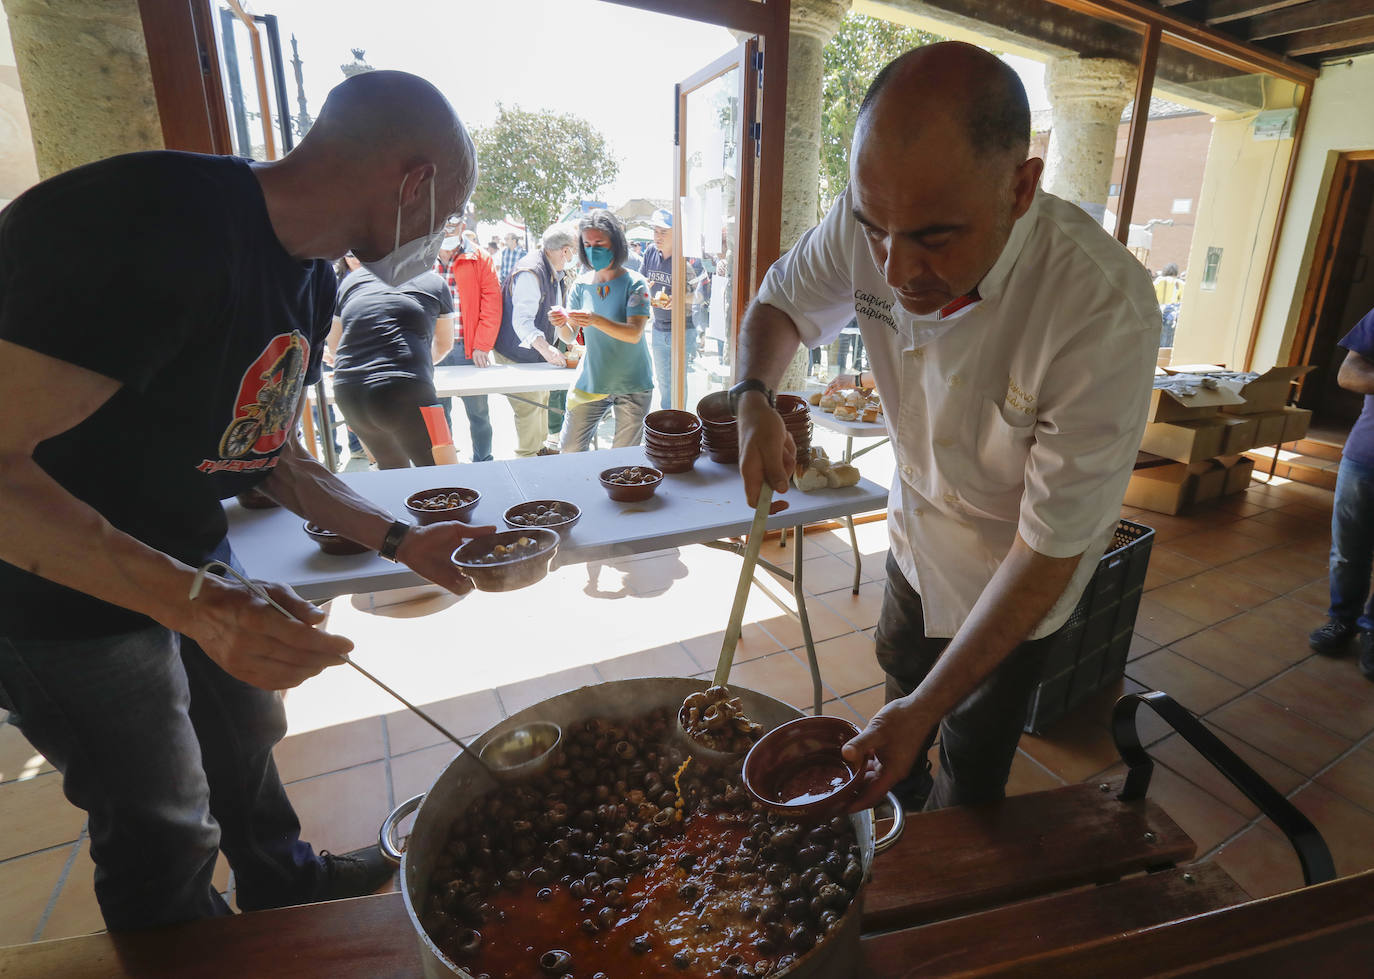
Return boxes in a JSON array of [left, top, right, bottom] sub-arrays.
[[650, 208, 672, 230]]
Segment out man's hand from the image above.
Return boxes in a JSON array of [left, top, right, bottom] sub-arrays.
[[737, 392, 795, 506], [472, 349, 492, 368], [395, 520, 498, 595], [824, 373, 858, 396], [533, 337, 567, 367], [567, 310, 593, 330], [180, 575, 354, 690], [842, 696, 939, 812], [651, 290, 672, 309]]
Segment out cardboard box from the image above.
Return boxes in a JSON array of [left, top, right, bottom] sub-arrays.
[[1244, 410, 1289, 447], [1124, 463, 1193, 515], [1192, 461, 1227, 502], [1148, 383, 1246, 423], [1140, 419, 1227, 464], [1282, 405, 1313, 442], [1222, 457, 1255, 495], [1218, 415, 1259, 455], [1226, 365, 1315, 414]]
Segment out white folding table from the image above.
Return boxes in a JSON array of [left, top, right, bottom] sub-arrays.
[[306, 362, 578, 470], [224, 448, 888, 713]]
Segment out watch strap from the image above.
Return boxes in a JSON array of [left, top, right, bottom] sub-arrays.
[[378, 519, 412, 563], [729, 377, 775, 416]]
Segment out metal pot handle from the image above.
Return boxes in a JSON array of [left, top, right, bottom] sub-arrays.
[[872, 792, 905, 854], [379, 793, 424, 864]]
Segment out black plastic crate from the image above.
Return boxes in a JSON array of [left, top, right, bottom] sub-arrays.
[[1024, 519, 1155, 734]]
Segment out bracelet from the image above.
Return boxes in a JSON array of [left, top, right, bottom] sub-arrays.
[[378, 519, 412, 563]]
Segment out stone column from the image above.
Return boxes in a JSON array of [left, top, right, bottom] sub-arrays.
[[1042, 56, 1135, 219], [776, 0, 849, 394], [5, 0, 162, 180]]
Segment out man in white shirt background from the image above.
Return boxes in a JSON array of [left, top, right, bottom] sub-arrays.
[[730, 42, 1158, 812], [492, 222, 577, 456]]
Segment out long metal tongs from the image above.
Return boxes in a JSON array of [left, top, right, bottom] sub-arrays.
[[189, 560, 494, 776], [714, 484, 773, 687]]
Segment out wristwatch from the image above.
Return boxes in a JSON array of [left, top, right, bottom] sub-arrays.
[[727, 377, 775, 417], [378, 519, 412, 563]]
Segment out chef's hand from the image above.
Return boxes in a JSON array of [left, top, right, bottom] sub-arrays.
[[472, 349, 492, 368], [736, 392, 795, 507], [842, 696, 939, 812], [395, 520, 498, 597], [824, 373, 858, 396], [180, 575, 353, 691]]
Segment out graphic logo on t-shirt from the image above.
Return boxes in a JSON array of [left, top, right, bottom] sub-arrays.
[[213, 331, 309, 461]]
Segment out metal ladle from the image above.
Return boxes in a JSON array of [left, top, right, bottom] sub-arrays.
[[187, 561, 507, 777]]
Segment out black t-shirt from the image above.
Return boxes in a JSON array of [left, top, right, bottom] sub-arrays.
[[0, 151, 335, 640], [332, 268, 452, 386]]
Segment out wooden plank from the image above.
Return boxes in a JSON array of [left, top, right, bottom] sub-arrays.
[[861, 778, 1195, 932], [1114, 25, 1161, 245], [1205, 0, 1311, 26], [860, 863, 1248, 978], [1285, 14, 1374, 55], [1247, 0, 1374, 40], [0, 893, 421, 979], [959, 868, 1374, 977]]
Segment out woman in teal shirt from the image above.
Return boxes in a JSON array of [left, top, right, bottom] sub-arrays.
[[552, 210, 653, 451]]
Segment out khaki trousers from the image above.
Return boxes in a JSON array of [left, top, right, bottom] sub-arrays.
[[493, 351, 551, 456]]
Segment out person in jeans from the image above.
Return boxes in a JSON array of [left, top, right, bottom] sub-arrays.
[[553, 210, 653, 451], [0, 71, 495, 930], [731, 44, 1157, 812], [640, 208, 701, 409], [1308, 305, 1374, 680], [433, 222, 500, 462]]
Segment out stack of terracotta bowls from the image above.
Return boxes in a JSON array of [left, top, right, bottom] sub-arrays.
[[774, 393, 814, 460], [643, 409, 703, 473], [696, 391, 739, 464]]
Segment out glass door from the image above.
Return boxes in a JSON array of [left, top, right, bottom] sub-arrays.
[[670, 39, 758, 412]]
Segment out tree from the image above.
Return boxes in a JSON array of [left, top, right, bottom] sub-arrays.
[[819, 15, 944, 213], [470, 104, 621, 238]]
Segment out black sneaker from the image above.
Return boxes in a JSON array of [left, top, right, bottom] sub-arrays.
[[312, 845, 397, 903], [1309, 618, 1356, 656], [1359, 631, 1374, 682]]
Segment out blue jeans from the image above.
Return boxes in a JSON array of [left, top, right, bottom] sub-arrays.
[[0, 545, 320, 930], [1328, 457, 1374, 631], [560, 391, 653, 452], [651, 327, 696, 411], [437, 343, 492, 462]]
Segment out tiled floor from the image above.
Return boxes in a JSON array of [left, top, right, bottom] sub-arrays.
[[3, 471, 1373, 946]]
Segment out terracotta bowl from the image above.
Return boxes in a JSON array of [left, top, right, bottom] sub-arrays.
[[599, 465, 664, 503], [706, 445, 739, 464], [405, 487, 481, 525], [302, 521, 371, 556], [742, 716, 864, 819], [643, 409, 702, 438], [503, 500, 580, 534], [451, 528, 560, 592], [695, 391, 734, 424], [644, 453, 699, 475], [775, 393, 810, 417]]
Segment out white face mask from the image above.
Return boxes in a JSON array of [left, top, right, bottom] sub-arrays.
[[364, 173, 444, 287]]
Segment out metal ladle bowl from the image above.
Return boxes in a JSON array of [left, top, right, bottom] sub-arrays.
[[477, 721, 562, 781]]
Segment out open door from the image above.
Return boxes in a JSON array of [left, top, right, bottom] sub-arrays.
[[668, 39, 759, 412], [1294, 152, 1374, 436]]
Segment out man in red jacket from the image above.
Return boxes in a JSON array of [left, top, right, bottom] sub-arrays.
[[434, 220, 502, 460]]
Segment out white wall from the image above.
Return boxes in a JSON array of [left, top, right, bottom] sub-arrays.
[[1253, 53, 1374, 370], [0, 0, 39, 205]]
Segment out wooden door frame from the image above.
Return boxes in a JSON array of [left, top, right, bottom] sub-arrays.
[[1287, 150, 1374, 382], [671, 42, 757, 409]]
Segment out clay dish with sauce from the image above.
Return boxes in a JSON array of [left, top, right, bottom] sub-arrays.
[[742, 715, 863, 819]]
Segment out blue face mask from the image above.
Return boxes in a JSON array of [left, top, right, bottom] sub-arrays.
[[585, 245, 615, 270]]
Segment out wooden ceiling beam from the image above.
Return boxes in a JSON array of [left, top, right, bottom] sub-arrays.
[[1205, 0, 1309, 26], [1285, 13, 1374, 55], [1248, 0, 1374, 40]]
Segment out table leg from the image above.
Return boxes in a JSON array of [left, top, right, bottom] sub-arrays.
[[845, 514, 861, 594], [793, 524, 823, 717]]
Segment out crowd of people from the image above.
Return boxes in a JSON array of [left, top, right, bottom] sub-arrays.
[[318, 204, 721, 468]]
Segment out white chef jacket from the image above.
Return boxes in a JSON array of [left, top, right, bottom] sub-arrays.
[[757, 188, 1159, 638]]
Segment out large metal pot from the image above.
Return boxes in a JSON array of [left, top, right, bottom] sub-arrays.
[[380, 677, 904, 978]]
